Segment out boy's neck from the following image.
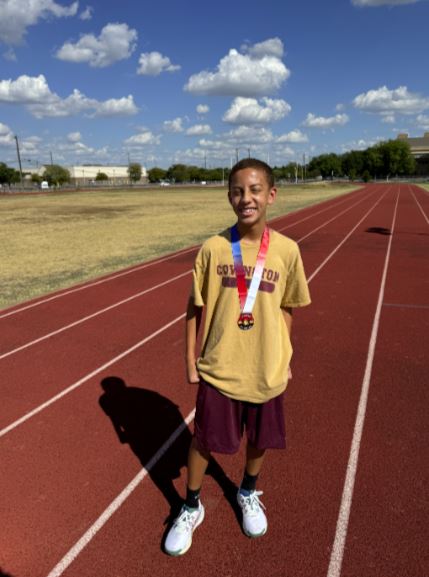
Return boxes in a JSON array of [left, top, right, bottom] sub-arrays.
[[235, 220, 267, 243]]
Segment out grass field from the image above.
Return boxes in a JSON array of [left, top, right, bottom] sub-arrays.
[[0, 183, 359, 310]]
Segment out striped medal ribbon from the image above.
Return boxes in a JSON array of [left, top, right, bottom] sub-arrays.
[[230, 224, 270, 330]]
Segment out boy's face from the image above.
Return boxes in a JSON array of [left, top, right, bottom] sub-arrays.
[[228, 167, 276, 229]]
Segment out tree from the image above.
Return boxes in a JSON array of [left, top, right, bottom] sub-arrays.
[[0, 162, 20, 184], [377, 140, 415, 178], [308, 153, 342, 179], [128, 162, 142, 182], [95, 172, 109, 181], [166, 164, 190, 183], [148, 167, 167, 183], [43, 164, 71, 186]]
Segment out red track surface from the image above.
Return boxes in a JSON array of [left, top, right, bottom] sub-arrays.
[[1, 184, 428, 577]]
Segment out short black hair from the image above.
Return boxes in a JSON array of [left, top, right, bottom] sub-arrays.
[[228, 158, 274, 189]]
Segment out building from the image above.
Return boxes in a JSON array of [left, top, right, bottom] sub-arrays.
[[396, 133, 429, 158], [68, 165, 147, 185], [22, 164, 147, 185]]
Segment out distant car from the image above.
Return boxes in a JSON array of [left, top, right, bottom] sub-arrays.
[[159, 181, 170, 186], [40, 181, 49, 190]]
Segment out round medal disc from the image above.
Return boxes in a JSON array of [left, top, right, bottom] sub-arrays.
[[237, 313, 254, 330]]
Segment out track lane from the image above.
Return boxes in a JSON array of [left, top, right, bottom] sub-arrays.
[[0, 186, 403, 577], [334, 184, 429, 577]]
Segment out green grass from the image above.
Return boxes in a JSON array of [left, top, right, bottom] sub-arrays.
[[0, 183, 359, 309]]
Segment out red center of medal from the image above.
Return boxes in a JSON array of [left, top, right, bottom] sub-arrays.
[[237, 312, 254, 330]]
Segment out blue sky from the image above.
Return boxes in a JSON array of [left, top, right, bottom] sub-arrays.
[[0, 0, 428, 170]]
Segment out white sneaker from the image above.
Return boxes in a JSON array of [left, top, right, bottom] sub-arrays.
[[237, 490, 267, 537], [164, 503, 205, 556]]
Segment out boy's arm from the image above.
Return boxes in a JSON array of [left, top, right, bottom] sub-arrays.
[[185, 296, 203, 384], [281, 307, 293, 379]]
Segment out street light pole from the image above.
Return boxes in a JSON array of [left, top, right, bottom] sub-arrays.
[[14, 135, 23, 184]]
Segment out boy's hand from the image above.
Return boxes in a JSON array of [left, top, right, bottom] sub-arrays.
[[186, 359, 200, 384]]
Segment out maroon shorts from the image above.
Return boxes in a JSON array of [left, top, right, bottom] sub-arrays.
[[194, 380, 286, 454]]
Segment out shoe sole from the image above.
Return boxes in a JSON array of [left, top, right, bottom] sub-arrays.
[[165, 506, 205, 556], [244, 525, 267, 538]]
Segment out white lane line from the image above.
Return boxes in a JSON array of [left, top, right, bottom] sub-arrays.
[[0, 189, 374, 359], [326, 190, 400, 577], [0, 246, 198, 320], [45, 409, 195, 577], [0, 314, 185, 439], [40, 189, 393, 577], [293, 191, 375, 243], [0, 186, 367, 320], [274, 187, 373, 233], [0, 189, 391, 439], [410, 189, 429, 226], [307, 188, 390, 282], [0, 270, 191, 361]]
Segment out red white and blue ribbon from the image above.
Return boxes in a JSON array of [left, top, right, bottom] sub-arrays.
[[230, 224, 270, 329]]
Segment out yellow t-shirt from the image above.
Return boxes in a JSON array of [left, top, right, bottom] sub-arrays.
[[191, 227, 311, 403]]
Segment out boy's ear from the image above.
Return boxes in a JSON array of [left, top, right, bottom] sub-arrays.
[[227, 190, 232, 204], [268, 187, 277, 205]]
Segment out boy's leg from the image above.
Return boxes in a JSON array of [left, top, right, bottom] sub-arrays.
[[237, 442, 268, 538], [164, 437, 210, 556], [185, 437, 210, 507]]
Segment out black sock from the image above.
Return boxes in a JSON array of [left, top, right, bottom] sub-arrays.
[[185, 487, 201, 509], [240, 471, 259, 494]]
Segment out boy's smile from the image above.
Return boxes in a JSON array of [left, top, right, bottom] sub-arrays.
[[228, 167, 276, 237]]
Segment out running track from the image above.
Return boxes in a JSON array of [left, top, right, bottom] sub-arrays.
[[1, 183, 428, 577]]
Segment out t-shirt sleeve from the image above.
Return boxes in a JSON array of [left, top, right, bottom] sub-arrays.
[[281, 245, 311, 308], [190, 245, 208, 307]]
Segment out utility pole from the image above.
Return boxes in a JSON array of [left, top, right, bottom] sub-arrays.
[[14, 135, 23, 184], [50, 151, 54, 166]]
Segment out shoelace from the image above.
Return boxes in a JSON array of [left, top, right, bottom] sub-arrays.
[[174, 507, 199, 532], [240, 491, 266, 516]]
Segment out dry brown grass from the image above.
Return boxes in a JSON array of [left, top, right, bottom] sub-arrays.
[[0, 183, 359, 309]]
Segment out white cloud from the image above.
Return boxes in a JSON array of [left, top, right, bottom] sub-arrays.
[[0, 122, 14, 147], [224, 125, 274, 145], [3, 48, 17, 61], [276, 129, 308, 143], [353, 85, 429, 114], [381, 113, 396, 123], [0, 74, 138, 118], [352, 1, 420, 6], [184, 38, 290, 96], [0, 74, 52, 103], [67, 131, 81, 142], [223, 97, 291, 124], [303, 112, 349, 128], [242, 37, 284, 59], [0, 0, 78, 45], [163, 118, 184, 133], [197, 104, 210, 115], [56, 23, 137, 68], [79, 6, 94, 20], [137, 52, 181, 75], [416, 114, 429, 130], [125, 130, 160, 146], [186, 124, 212, 136], [93, 95, 137, 117]]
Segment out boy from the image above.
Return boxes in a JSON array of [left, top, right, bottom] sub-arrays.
[[165, 159, 311, 556]]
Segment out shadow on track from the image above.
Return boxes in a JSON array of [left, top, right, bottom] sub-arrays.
[[366, 226, 391, 235], [98, 376, 239, 524], [0, 568, 15, 577]]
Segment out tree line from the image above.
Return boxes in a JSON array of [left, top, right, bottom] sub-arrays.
[[1, 139, 427, 188]]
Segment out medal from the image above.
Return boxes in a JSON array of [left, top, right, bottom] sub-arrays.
[[237, 313, 254, 330], [230, 225, 270, 331]]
